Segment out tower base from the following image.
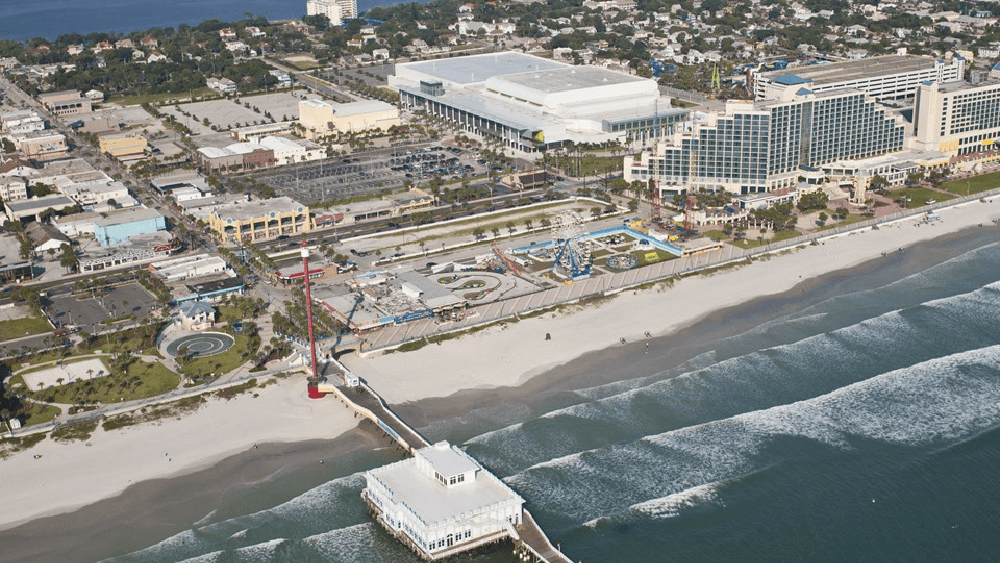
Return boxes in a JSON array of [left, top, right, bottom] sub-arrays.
[[307, 376, 326, 399]]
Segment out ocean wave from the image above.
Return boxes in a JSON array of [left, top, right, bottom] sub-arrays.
[[477, 280, 1000, 479], [101, 473, 369, 562], [510, 345, 1000, 524], [304, 522, 417, 561], [583, 483, 722, 528]]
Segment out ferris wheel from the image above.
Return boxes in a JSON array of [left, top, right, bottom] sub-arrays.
[[550, 211, 593, 279]]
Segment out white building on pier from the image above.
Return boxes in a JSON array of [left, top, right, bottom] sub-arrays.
[[362, 441, 524, 559]]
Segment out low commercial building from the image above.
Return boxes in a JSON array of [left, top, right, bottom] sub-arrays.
[[206, 77, 236, 95], [54, 207, 166, 246], [170, 185, 204, 202], [49, 170, 132, 209], [0, 233, 32, 282], [177, 301, 217, 330], [257, 135, 324, 165], [172, 275, 246, 303], [362, 441, 524, 559], [150, 174, 209, 196], [230, 122, 293, 142], [150, 253, 228, 282], [4, 194, 77, 222], [0, 177, 27, 202], [9, 131, 68, 160], [207, 196, 311, 244], [180, 194, 250, 221], [78, 230, 177, 272], [37, 90, 93, 116], [298, 99, 400, 138], [25, 221, 71, 253], [328, 188, 434, 224], [195, 144, 275, 174], [98, 131, 148, 159], [0, 110, 45, 135]]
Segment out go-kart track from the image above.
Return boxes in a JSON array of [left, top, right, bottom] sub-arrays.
[[165, 332, 235, 358]]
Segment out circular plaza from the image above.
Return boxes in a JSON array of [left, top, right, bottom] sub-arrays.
[[164, 332, 235, 358]]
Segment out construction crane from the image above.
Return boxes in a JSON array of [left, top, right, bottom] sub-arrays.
[[649, 179, 661, 223], [684, 193, 698, 233]]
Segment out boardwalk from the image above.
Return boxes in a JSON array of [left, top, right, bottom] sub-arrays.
[[322, 362, 574, 563], [519, 509, 575, 563], [336, 382, 429, 452]]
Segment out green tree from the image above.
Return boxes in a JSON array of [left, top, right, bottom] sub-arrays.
[[59, 244, 79, 273]]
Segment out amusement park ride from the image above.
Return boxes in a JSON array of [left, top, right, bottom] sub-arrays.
[[300, 240, 325, 399], [550, 211, 593, 279]]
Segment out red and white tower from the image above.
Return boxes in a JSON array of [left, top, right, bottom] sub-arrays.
[[301, 241, 324, 399]]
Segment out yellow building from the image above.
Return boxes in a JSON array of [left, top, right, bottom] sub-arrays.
[[298, 99, 400, 138], [99, 132, 148, 158], [208, 196, 312, 245]]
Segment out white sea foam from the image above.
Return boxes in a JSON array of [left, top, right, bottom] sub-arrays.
[[304, 522, 412, 561], [102, 473, 368, 562], [630, 482, 722, 519], [172, 551, 223, 563], [231, 538, 286, 560], [513, 345, 1000, 524]]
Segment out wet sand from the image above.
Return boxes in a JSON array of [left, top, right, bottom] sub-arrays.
[[1, 224, 997, 563]]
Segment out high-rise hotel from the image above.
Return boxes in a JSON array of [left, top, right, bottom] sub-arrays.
[[911, 80, 1000, 163], [625, 87, 906, 195], [306, 0, 358, 26]]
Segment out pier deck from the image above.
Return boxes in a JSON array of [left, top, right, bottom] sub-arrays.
[[337, 382, 429, 452], [519, 509, 574, 563], [321, 361, 572, 562]]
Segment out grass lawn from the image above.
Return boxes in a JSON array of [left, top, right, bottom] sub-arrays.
[[113, 87, 214, 107], [179, 332, 255, 379], [0, 314, 51, 341], [702, 229, 728, 240], [592, 249, 612, 258], [730, 228, 801, 249], [284, 55, 320, 70], [815, 213, 869, 232], [23, 358, 179, 405], [630, 248, 680, 266], [940, 171, 1000, 196], [550, 155, 624, 177], [890, 187, 955, 208], [22, 403, 61, 426]]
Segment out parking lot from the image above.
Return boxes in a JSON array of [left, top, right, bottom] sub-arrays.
[[160, 92, 320, 134], [48, 282, 157, 333], [249, 145, 484, 204]]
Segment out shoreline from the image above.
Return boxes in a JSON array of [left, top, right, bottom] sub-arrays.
[[0, 376, 362, 533], [0, 197, 997, 561], [342, 197, 1000, 406]]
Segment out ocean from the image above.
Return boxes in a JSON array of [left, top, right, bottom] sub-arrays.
[[86, 228, 1000, 563], [0, 0, 427, 40]]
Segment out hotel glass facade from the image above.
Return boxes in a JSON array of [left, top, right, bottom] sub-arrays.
[[628, 91, 905, 194]]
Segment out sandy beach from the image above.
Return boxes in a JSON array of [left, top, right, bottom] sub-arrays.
[[343, 197, 1000, 404], [1, 196, 998, 562], [0, 377, 360, 532]]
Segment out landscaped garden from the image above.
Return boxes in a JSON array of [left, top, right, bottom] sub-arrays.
[[11, 357, 180, 406]]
